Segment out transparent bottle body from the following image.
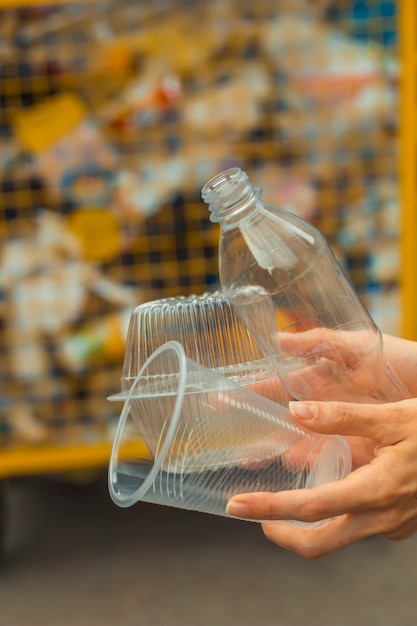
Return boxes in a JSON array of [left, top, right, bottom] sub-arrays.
[[203, 170, 409, 403]]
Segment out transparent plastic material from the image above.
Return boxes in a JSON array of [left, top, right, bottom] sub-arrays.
[[109, 291, 289, 405], [108, 341, 351, 518], [202, 168, 410, 403]]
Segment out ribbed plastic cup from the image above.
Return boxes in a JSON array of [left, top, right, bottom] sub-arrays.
[[108, 341, 351, 519], [109, 291, 289, 405]]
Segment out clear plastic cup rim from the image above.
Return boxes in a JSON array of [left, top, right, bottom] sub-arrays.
[[108, 340, 187, 508], [108, 358, 280, 401]]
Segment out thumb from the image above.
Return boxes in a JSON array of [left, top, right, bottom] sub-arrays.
[[289, 399, 412, 444]]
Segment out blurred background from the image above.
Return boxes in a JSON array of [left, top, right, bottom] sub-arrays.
[[1, 1, 417, 624]]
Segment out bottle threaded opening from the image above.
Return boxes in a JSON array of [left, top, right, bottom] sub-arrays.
[[201, 167, 261, 224]]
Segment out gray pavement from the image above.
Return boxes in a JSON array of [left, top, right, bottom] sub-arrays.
[[1, 474, 417, 626]]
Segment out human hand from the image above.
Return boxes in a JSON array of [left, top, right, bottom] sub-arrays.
[[277, 328, 409, 403], [226, 397, 417, 558], [381, 334, 417, 396]]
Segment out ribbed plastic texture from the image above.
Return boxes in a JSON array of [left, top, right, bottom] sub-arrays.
[[109, 341, 351, 519], [114, 291, 289, 405]]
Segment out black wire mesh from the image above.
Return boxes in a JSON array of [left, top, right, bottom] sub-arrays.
[[0, 0, 400, 447]]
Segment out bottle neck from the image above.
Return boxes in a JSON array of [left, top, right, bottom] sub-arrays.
[[201, 168, 262, 227]]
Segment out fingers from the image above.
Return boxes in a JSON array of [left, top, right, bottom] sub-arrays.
[[226, 464, 376, 522], [382, 517, 417, 541], [229, 489, 417, 559], [381, 334, 417, 396], [247, 377, 291, 404], [226, 468, 416, 558], [285, 355, 385, 402], [279, 328, 377, 367], [260, 503, 417, 558], [260, 516, 359, 559], [289, 398, 414, 443], [226, 419, 417, 557], [343, 435, 376, 466]]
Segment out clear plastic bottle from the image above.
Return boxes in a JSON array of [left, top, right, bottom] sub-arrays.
[[202, 167, 410, 403]]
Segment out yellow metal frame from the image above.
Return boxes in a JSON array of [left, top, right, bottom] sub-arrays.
[[0, 443, 113, 478], [0, 440, 150, 478], [399, 0, 417, 340], [0, 0, 100, 5]]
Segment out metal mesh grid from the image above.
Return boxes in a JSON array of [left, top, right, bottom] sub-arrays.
[[0, 0, 400, 448]]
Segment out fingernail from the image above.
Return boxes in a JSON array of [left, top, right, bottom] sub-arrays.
[[289, 401, 317, 421], [226, 500, 250, 518]]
